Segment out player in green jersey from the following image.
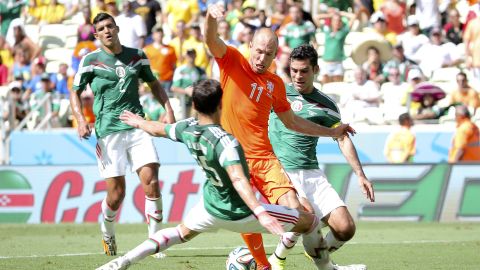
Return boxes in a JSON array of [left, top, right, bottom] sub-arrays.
[[267, 45, 375, 270], [70, 13, 175, 257], [95, 79, 347, 270]]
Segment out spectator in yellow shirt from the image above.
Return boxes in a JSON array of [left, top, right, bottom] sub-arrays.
[[448, 72, 480, 113], [384, 113, 416, 163], [448, 105, 480, 162]]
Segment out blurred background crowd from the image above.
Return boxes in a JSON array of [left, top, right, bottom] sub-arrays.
[[1, 0, 480, 132]]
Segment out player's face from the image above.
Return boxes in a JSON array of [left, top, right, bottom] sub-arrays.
[[94, 18, 119, 47], [290, 59, 318, 94], [249, 37, 277, 74]]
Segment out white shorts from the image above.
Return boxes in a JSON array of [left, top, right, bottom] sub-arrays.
[[96, 129, 159, 178], [320, 61, 344, 77], [183, 200, 298, 233], [287, 169, 346, 219]]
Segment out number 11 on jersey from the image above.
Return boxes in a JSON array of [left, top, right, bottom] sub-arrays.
[[249, 83, 263, 102]]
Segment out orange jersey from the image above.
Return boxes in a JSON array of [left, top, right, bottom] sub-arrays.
[[143, 44, 177, 81], [216, 46, 291, 158], [449, 119, 480, 162]]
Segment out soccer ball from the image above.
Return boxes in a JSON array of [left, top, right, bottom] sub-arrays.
[[226, 246, 257, 270]]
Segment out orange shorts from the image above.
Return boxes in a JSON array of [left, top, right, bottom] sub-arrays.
[[246, 158, 295, 204]]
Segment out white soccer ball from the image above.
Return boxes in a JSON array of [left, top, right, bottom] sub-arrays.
[[226, 246, 257, 270]]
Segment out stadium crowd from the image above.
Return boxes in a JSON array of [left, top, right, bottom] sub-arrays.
[[1, 0, 480, 134]]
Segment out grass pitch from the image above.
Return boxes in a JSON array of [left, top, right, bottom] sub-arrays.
[[0, 222, 479, 270]]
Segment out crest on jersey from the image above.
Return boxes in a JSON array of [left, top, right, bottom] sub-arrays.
[[266, 80, 274, 98], [291, 100, 303, 112], [115, 66, 126, 78]]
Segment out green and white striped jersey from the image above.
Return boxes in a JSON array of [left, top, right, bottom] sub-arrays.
[[73, 46, 157, 138], [165, 118, 252, 220], [269, 83, 341, 170]]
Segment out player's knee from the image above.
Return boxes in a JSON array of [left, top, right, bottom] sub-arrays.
[[108, 190, 126, 209], [143, 178, 161, 197], [333, 220, 356, 241], [292, 211, 316, 233]]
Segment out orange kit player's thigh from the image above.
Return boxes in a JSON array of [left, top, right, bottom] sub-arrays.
[[247, 158, 295, 204]]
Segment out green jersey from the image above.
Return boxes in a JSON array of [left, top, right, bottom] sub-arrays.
[[165, 118, 252, 220], [280, 21, 316, 49], [269, 83, 341, 170], [73, 46, 157, 138]]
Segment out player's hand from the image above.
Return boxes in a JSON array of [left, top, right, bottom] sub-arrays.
[[77, 119, 92, 140], [162, 110, 176, 124], [358, 176, 375, 202], [120, 110, 144, 128], [257, 212, 285, 235], [208, 2, 225, 19], [333, 123, 356, 138]]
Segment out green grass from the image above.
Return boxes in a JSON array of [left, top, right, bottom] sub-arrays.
[[0, 222, 479, 269]]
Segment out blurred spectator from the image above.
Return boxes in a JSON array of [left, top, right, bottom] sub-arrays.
[[384, 113, 416, 163], [448, 105, 480, 162], [28, 72, 61, 128], [2, 81, 29, 128], [276, 48, 291, 84], [317, 12, 350, 84], [238, 25, 255, 59], [383, 44, 418, 82], [163, 0, 199, 32], [78, 7, 96, 43], [143, 25, 177, 94], [139, 83, 165, 121], [397, 15, 429, 60], [288, 0, 314, 25], [10, 21, 41, 62], [169, 20, 188, 65], [0, 55, 9, 86], [50, 63, 71, 98], [91, 0, 108, 22], [72, 41, 97, 73], [114, 0, 147, 49], [443, 8, 463, 45], [362, 46, 384, 84], [380, 0, 406, 35], [268, 0, 288, 31], [71, 88, 95, 128], [415, 0, 441, 35], [171, 48, 206, 119], [365, 11, 397, 45], [410, 83, 448, 121], [279, 5, 316, 50], [447, 72, 480, 113], [23, 56, 47, 100], [0, 0, 26, 37], [412, 27, 459, 78], [381, 66, 409, 120], [11, 45, 31, 85], [28, 0, 66, 24], [225, 0, 243, 29], [319, 0, 353, 12], [231, 0, 262, 42], [0, 35, 14, 70], [184, 24, 209, 70], [218, 20, 240, 47], [131, 0, 162, 42], [464, 15, 480, 81], [345, 67, 381, 108]]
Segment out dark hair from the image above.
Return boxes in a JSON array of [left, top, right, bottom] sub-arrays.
[[457, 71, 467, 80], [192, 80, 223, 115], [93, 13, 116, 31], [289, 44, 318, 68], [398, 113, 412, 125]]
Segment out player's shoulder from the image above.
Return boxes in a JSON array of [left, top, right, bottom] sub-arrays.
[[205, 125, 237, 144], [81, 48, 102, 62], [311, 88, 340, 113], [122, 45, 147, 57]]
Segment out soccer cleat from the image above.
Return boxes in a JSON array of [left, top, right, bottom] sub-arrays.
[[150, 252, 167, 259], [102, 235, 117, 256], [96, 256, 131, 270], [268, 254, 286, 270], [333, 263, 367, 270]]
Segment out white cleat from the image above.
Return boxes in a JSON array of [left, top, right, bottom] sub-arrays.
[[96, 256, 131, 270], [333, 264, 367, 270]]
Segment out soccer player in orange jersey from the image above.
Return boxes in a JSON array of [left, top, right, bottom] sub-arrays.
[[205, 3, 355, 270]]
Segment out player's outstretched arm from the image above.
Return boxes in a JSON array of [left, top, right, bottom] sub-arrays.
[[120, 110, 168, 137], [277, 109, 356, 138], [69, 89, 91, 140], [147, 80, 176, 124], [337, 136, 375, 202], [204, 3, 227, 58], [225, 164, 285, 235]]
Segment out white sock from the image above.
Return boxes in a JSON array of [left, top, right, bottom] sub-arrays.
[[101, 198, 117, 237], [325, 230, 346, 253], [273, 232, 301, 259], [145, 196, 163, 237], [125, 226, 186, 264], [302, 217, 334, 270]]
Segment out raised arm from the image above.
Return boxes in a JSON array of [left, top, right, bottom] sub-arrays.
[[147, 80, 175, 124], [204, 3, 227, 58], [277, 109, 356, 138], [225, 164, 285, 235], [337, 135, 375, 202], [120, 110, 167, 137]]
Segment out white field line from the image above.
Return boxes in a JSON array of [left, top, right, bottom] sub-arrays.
[[0, 239, 476, 259]]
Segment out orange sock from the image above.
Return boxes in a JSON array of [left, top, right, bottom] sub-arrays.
[[241, 233, 270, 269]]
